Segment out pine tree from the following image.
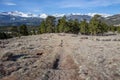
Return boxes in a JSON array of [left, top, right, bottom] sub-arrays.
[[32, 29, 36, 35], [98, 22, 109, 35], [11, 26, 18, 37], [0, 32, 12, 39], [117, 26, 120, 33], [0, 32, 7, 39], [72, 19, 80, 34], [39, 20, 46, 34], [64, 21, 70, 33], [19, 24, 29, 36], [66, 19, 74, 33], [80, 19, 89, 35], [89, 15, 102, 35], [66, 19, 80, 34], [57, 17, 67, 33], [46, 16, 56, 33]]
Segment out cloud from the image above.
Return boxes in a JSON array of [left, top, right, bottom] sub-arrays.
[[3, 2, 16, 6], [58, 0, 120, 8]]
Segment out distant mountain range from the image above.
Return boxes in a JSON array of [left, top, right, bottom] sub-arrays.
[[103, 14, 120, 26], [0, 11, 120, 26]]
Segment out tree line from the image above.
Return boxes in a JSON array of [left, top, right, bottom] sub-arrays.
[[39, 14, 120, 35], [0, 24, 29, 39], [1, 14, 120, 39]]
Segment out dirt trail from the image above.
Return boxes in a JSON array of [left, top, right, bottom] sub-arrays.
[[58, 37, 79, 70], [40, 36, 80, 80], [15, 35, 80, 80]]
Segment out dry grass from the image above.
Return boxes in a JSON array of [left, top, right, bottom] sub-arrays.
[[0, 33, 120, 80]]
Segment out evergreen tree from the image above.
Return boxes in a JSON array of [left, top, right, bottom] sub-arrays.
[[117, 26, 120, 33], [46, 16, 56, 33], [66, 19, 74, 33], [10, 26, 18, 37], [89, 15, 102, 35], [72, 19, 80, 34], [66, 19, 80, 34], [109, 26, 116, 33], [0, 32, 7, 39], [39, 20, 46, 34], [19, 24, 29, 36], [98, 22, 109, 35], [37, 14, 111, 35], [0, 32, 12, 39], [57, 17, 67, 33], [112, 26, 115, 33], [32, 29, 36, 35], [80, 19, 89, 35], [64, 21, 70, 33]]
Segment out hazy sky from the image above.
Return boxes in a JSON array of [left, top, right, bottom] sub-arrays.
[[0, 0, 120, 15]]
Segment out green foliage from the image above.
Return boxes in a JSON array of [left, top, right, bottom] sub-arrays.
[[109, 26, 117, 33], [64, 21, 70, 33], [65, 19, 73, 33], [38, 14, 110, 35], [10, 26, 19, 37], [39, 20, 46, 34], [11, 26, 18, 32], [117, 26, 120, 33], [46, 16, 56, 33], [63, 19, 79, 34], [0, 32, 12, 39], [80, 19, 89, 34], [72, 19, 80, 34], [66, 19, 80, 34], [19, 24, 29, 36], [98, 22, 109, 35], [89, 15, 101, 35], [0, 32, 7, 39], [32, 29, 36, 35], [57, 17, 67, 33], [89, 15, 109, 35]]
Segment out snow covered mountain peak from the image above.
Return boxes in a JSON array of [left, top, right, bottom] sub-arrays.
[[87, 13, 111, 17], [0, 11, 38, 17], [0, 11, 111, 18], [39, 14, 48, 18], [0, 11, 49, 18]]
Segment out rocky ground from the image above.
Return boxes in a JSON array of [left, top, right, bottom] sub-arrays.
[[0, 33, 120, 80]]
